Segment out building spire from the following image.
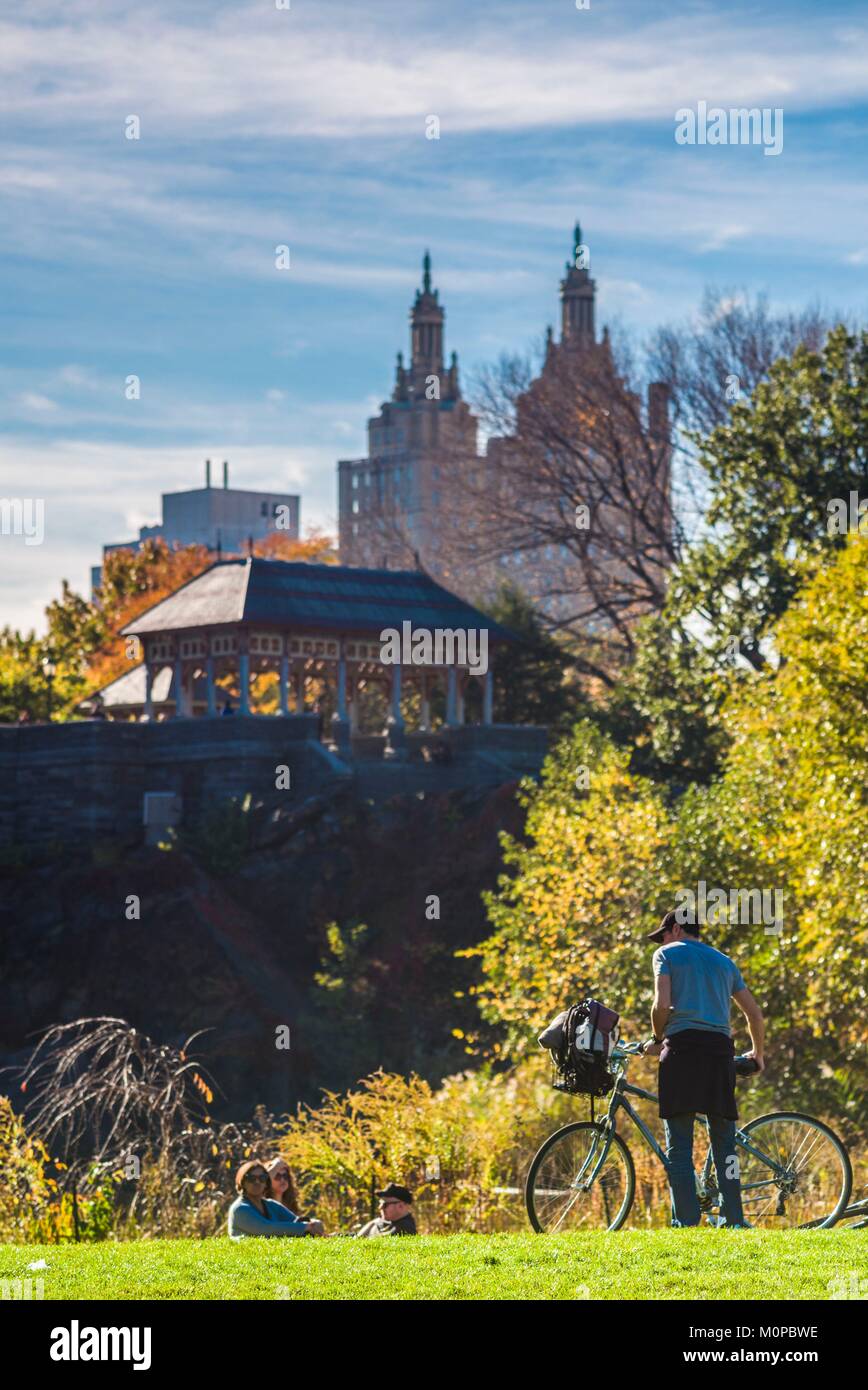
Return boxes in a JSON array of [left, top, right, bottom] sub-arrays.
[[410, 250, 444, 378], [560, 219, 596, 347]]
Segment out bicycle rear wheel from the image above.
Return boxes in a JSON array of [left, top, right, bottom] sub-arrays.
[[526, 1122, 635, 1232], [735, 1112, 852, 1228]]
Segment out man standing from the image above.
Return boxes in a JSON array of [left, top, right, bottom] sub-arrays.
[[355, 1183, 417, 1237], [643, 909, 765, 1228]]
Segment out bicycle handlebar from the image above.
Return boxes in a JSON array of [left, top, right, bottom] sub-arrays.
[[611, 1040, 760, 1075], [611, 1040, 645, 1058]]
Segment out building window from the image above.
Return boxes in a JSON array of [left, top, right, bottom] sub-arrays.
[[261, 501, 268, 516], [352, 522, 358, 536], [352, 500, 359, 514], [352, 474, 359, 489]]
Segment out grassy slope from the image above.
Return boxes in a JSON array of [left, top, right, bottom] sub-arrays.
[[1, 1231, 866, 1301]]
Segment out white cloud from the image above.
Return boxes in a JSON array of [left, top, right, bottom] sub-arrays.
[[699, 225, 750, 253], [1, 4, 866, 141], [18, 392, 57, 412]]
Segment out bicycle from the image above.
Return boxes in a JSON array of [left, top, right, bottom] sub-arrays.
[[816, 1196, 868, 1230], [526, 1040, 853, 1232]]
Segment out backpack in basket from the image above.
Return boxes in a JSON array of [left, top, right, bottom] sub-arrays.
[[538, 998, 620, 1097]]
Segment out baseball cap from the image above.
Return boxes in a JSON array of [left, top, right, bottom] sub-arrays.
[[647, 910, 679, 944], [647, 908, 700, 943], [375, 1182, 413, 1204]]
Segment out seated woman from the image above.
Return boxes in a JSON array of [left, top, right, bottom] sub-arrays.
[[228, 1160, 324, 1239], [266, 1156, 301, 1213]]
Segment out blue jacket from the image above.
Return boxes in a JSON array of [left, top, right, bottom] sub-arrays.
[[228, 1195, 309, 1239]]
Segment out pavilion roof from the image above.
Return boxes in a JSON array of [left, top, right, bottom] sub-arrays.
[[84, 663, 173, 707], [122, 558, 515, 639]]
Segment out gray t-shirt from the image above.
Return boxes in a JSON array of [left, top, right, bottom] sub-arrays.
[[652, 938, 746, 1037]]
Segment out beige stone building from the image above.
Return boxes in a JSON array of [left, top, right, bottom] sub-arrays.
[[338, 231, 672, 646], [337, 252, 478, 571]]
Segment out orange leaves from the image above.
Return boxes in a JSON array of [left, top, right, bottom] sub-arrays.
[[253, 529, 336, 564], [192, 1073, 213, 1106]]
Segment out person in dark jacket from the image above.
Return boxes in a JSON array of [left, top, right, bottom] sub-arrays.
[[355, 1183, 417, 1237], [642, 910, 765, 1229]]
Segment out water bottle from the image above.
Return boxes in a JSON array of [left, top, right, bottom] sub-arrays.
[[734, 1054, 760, 1076]]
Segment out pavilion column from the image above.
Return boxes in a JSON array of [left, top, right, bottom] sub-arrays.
[[456, 671, 466, 726], [349, 675, 360, 734], [329, 642, 351, 758], [206, 656, 217, 717], [446, 667, 458, 726], [143, 661, 156, 722], [279, 654, 290, 716], [238, 638, 251, 716], [337, 650, 348, 721], [174, 657, 185, 718], [483, 667, 494, 725], [419, 671, 431, 732], [384, 662, 407, 760]]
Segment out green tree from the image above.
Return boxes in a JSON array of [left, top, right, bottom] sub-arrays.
[[610, 325, 868, 783], [471, 539, 868, 1121], [486, 582, 585, 732], [466, 721, 675, 1055]]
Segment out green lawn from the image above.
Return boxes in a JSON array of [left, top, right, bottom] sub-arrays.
[[2, 1230, 866, 1300]]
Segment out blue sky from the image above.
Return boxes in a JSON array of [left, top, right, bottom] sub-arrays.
[[2, 0, 867, 631]]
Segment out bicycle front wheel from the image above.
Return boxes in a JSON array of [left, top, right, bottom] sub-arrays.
[[737, 1111, 852, 1229], [526, 1122, 635, 1232]]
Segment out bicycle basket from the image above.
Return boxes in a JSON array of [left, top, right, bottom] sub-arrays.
[[551, 1049, 615, 1098]]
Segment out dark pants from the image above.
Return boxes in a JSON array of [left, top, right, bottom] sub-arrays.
[[663, 1113, 745, 1227]]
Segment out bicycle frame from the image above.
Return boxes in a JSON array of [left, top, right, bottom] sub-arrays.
[[580, 1059, 791, 1198]]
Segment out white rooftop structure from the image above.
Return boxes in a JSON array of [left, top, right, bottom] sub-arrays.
[[92, 460, 301, 592]]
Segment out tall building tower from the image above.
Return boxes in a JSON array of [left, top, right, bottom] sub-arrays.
[[559, 222, 596, 346], [338, 253, 478, 569], [486, 222, 672, 633]]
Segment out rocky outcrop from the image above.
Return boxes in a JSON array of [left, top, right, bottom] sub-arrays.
[[0, 781, 525, 1117]]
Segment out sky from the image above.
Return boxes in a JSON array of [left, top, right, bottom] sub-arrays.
[[1, 0, 867, 633]]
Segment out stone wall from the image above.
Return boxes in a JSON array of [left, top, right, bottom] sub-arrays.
[[0, 719, 547, 849], [0, 716, 345, 849]]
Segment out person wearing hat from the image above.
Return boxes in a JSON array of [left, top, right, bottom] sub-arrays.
[[642, 909, 765, 1229], [355, 1183, 417, 1237]]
